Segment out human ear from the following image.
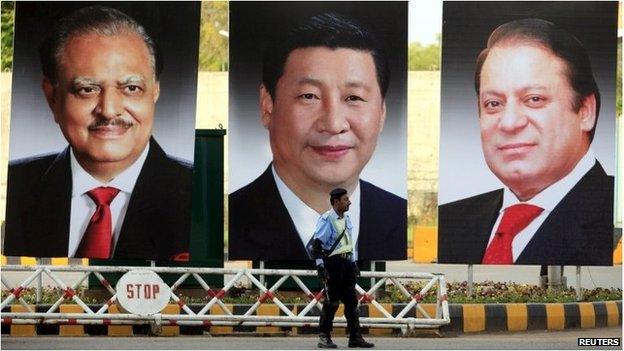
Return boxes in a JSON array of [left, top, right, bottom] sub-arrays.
[[578, 94, 597, 133], [378, 100, 387, 134], [259, 84, 274, 129], [42, 77, 59, 123], [153, 81, 160, 103]]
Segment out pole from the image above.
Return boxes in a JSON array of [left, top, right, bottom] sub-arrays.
[[539, 265, 548, 288], [259, 261, 265, 286], [548, 266, 562, 290], [467, 264, 474, 297], [576, 266, 582, 301], [370, 260, 376, 288], [36, 258, 42, 304]]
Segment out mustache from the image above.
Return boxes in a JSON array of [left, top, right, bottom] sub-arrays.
[[88, 118, 134, 130]]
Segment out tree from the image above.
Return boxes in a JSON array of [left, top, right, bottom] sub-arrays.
[[1, 1, 14, 71], [408, 34, 440, 71], [198, 1, 228, 72]]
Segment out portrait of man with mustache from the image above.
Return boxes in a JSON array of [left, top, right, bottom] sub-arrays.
[[3, 4, 199, 260]]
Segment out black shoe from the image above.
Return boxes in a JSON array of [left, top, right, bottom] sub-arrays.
[[348, 336, 374, 348], [318, 333, 338, 348]]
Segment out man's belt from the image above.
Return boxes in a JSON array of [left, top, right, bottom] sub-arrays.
[[331, 252, 352, 260]]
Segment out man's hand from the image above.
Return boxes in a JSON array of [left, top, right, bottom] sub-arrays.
[[317, 266, 329, 283], [311, 238, 325, 259], [351, 262, 360, 277]]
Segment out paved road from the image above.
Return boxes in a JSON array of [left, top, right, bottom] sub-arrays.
[[3, 327, 622, 350]]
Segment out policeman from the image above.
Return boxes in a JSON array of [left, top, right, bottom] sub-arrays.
[[311, 188, 374, 348]]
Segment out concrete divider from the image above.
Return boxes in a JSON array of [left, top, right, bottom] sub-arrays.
[[107, 305, 133, 337], [160, 305, 180, 336], [58, 304, 85, 336], [9, 305, 36, 336]]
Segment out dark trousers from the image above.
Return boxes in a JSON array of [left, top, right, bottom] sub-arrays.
[[319, 255, 361, 338]]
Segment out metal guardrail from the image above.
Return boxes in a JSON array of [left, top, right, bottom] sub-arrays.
[[1, 265, 450, 333]]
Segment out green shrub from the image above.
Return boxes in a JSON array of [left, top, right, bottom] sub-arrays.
[[3, 280, 620, 305]]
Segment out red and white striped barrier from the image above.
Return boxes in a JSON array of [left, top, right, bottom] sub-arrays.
[[1, 265, 450, 332]]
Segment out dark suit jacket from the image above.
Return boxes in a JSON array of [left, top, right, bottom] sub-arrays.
[[228, 165, 407, 261], [438, 161, 614, 266], [3, 138, 192, 260]]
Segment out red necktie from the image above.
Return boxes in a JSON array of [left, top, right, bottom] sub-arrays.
[[75, 187, 120, 259], [481, 203, 543, 264]]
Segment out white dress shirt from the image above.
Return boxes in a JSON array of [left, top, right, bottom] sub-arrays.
[[272, 165, 361, 260], [68, 144, 149, 257], [487, 149, 597, 262]]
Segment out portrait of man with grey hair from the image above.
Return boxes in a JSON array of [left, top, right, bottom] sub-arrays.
[[3, 3, 200, 260], [438, 2, 617, 266]]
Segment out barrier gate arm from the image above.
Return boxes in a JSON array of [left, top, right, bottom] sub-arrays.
[[1, 265, 451, 332]]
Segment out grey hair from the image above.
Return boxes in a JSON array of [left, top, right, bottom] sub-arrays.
[[39, 5, 162, 84]]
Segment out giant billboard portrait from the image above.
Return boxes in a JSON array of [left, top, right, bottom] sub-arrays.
[[438, 1, 617, 266], [2, 2, 201, 261], [228, 1, 407, 261]]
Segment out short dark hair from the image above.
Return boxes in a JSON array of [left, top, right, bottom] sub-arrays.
[[39, 5, 162, 84], [262, 12, 389, 100], [474, 18, 600, 142], [330, 187, 348, 205]]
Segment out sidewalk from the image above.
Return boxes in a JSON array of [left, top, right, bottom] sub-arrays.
[[386, 261, 622, 289]]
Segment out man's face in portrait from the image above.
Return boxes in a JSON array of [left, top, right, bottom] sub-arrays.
[[260, 47, 386, 188], [478, 43, 596, 199], [43, 32, 160, 174]]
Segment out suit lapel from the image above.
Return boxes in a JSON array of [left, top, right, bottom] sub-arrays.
[[262, 165, 313, 259], [516, 161, 610, 265], [24, 148, 72, 256], [516, 209, 585, 264], [115, 138, 164, 258], [256, 165, 310, 259], [438, 189, 503, 263], [468, 191, 502, 262], [357, 180, 408, 260], [358, 181, 383, 259]]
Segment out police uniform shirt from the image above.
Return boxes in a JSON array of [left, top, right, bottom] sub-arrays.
[[272, 165, 361, 260]]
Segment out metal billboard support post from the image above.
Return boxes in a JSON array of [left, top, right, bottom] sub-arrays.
[[370, 260, 376, 292], [259, 261, 265, 286], [467, 264, 474, 297], [36, 258, 42, 304], [548, 266, 562, 290], [147, 259, 158, 334], [576, 266, 583, 301]]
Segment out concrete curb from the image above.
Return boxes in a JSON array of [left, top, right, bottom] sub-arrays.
[[441, 301, 622, 334], [2, 301, 621, 336]]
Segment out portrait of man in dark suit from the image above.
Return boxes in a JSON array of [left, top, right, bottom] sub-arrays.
[[438, 12, 616, 266], [3, 4, 200, 260], [228, 3, 407, 261]]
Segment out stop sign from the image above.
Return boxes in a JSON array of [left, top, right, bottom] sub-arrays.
[[115, 270, 171, 315]]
